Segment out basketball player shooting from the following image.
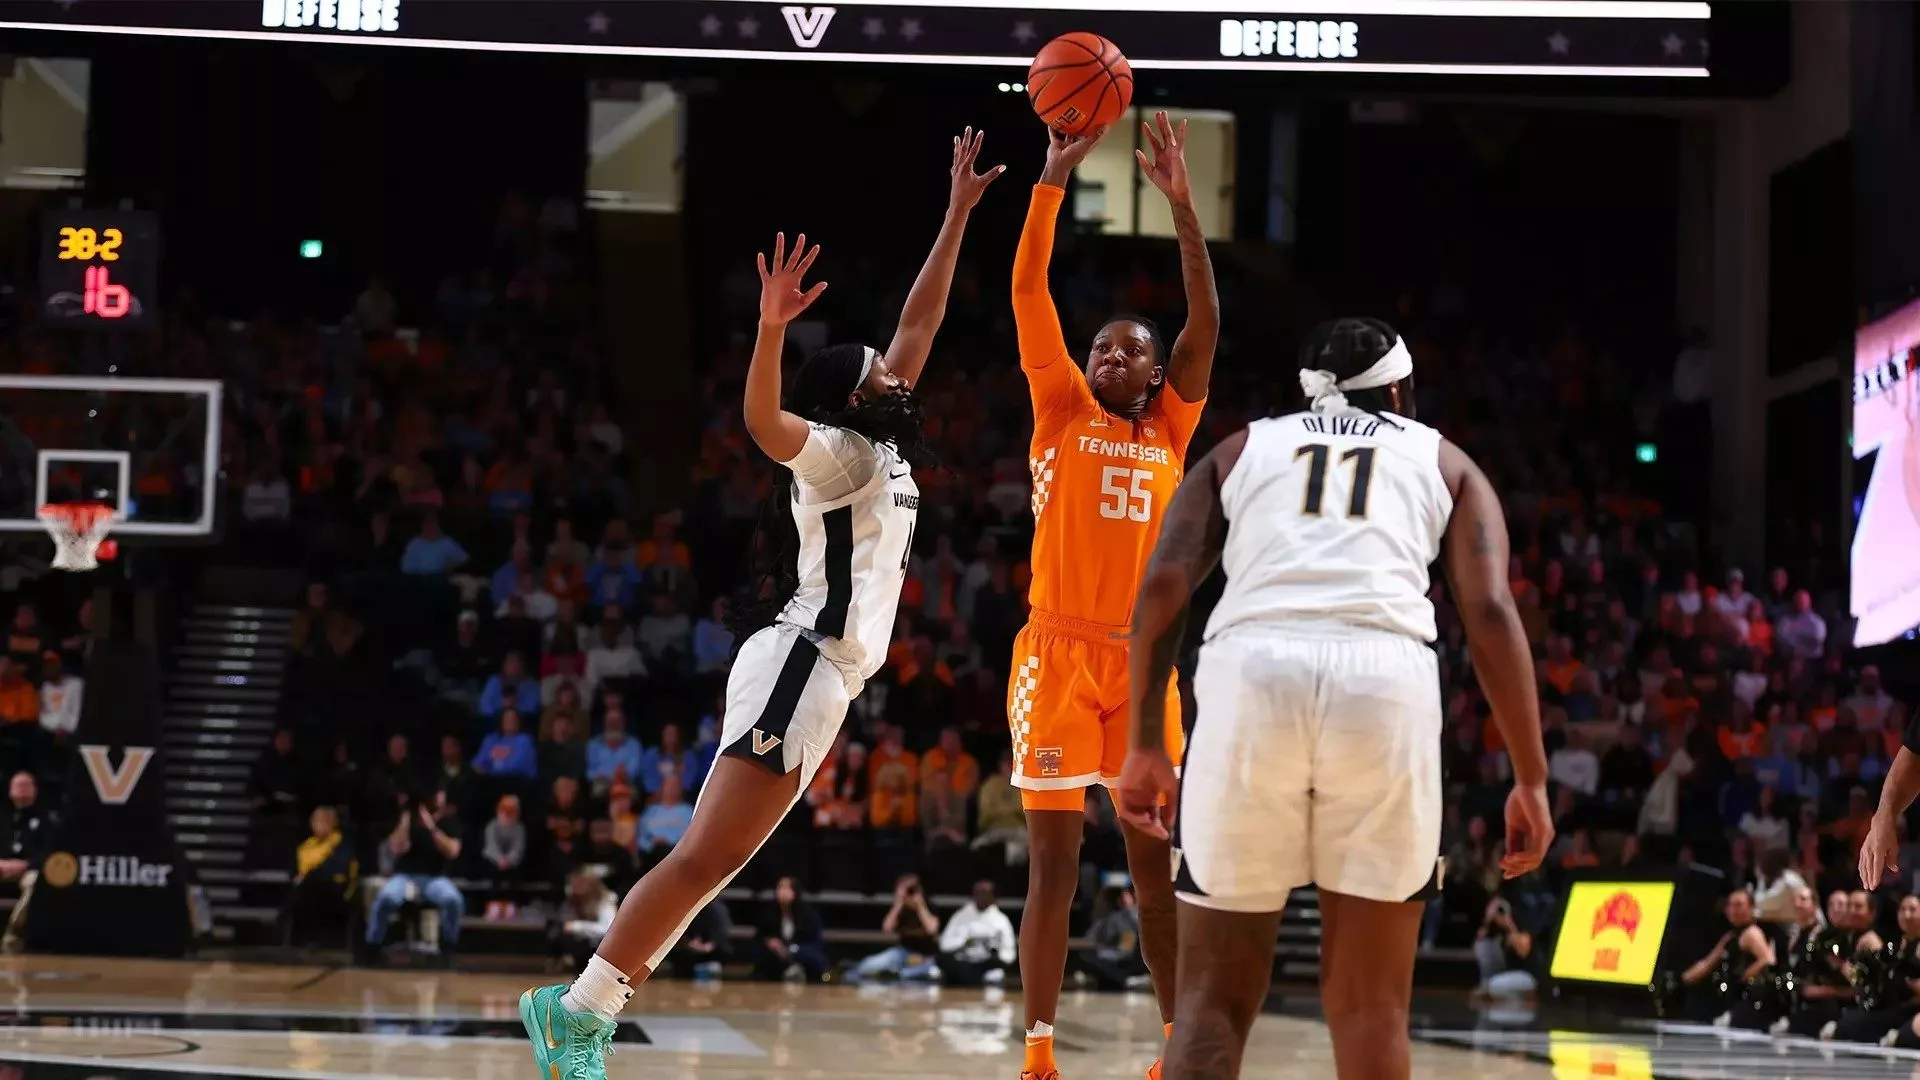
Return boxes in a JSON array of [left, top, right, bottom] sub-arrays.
[[1117, 319, 1553, 1080], [1009, 112, 1218, 1080], [521, 129, 1002, 1080]]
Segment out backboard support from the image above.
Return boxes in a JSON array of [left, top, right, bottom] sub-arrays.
[[0, 375, 222, 542]]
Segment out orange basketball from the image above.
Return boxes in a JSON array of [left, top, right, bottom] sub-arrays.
[[1027, 33, 1133, 136]]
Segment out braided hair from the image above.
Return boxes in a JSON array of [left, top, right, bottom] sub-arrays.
[[1297, 316, 1414, 422], [729, 343, 934, 642]]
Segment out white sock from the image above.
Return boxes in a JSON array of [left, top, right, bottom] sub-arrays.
[[560, 955, 633, 1022], [1027, 1021, 1054, 1040]]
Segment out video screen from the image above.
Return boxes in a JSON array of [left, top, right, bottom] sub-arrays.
[[1548, 881, 1676, 986], [1851, 300, 1920, 646]]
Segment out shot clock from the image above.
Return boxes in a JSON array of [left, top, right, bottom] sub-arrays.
[[38, 211, 159, 329]]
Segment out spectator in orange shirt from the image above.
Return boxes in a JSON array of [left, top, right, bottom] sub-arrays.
[[1655, 672, 1699, 726], [1717, 704, 1768, 761], [1806, 683, 1839, 733], [0, 659, 38, 726], [542, 544, 586, 606], [1560, 829, 1602, 870], [869, 726, 919, 830], [1823, 786, 1876, 858], [1540, 635, 1586, 698], [919, 727, 980, 799], [636, 512, 696, 608]]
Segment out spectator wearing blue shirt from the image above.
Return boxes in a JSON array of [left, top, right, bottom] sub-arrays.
[[490, 541, 539, 609], [638, 772, 694, 863], [639, 722, 693, 797], [686, 712, 721, 793], [691, 598, 735, 677], [478, 652, 542, 719], [586, 707, 643, 794], [584, 548, 642, 614], [473, 707, 540, 780], [401, 513, 469, 576]]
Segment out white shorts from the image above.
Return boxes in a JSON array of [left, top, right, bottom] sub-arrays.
[[718, 622, 851, 782], [642, 621, 853, 972], [1174, 628, 1444, 913]]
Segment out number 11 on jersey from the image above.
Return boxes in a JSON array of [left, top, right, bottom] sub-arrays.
[[1296, 443, 1376, 518]]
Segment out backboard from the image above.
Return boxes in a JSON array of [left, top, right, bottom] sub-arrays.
[[0, 375, 222, 540]]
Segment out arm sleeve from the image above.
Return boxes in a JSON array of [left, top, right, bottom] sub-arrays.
[[1013, 185, 1091, 430]]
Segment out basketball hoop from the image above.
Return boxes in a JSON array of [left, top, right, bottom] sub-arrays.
[[37, 503, 122, 571]]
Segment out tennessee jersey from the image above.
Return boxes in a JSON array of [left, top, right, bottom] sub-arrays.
[[1006, 184, 1204, 807], [1015, 185, 1205, 629]]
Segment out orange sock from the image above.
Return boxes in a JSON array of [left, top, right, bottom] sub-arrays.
[[1024, 1022, 1057, 1074], [1163, 1022, 1174, 1042]]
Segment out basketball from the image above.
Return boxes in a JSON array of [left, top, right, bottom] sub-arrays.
[[1027, 32, 1133, 136]]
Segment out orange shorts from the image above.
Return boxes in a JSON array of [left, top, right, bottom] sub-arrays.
[[1007, 609, 1185, 811]]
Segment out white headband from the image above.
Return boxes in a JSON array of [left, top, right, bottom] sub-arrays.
[[855, 346, 878, 391], [1299, 336, 1414, 415]]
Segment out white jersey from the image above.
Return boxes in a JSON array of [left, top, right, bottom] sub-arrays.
[[1204, 410, 1451, 644], [776, 422, 919, 689]]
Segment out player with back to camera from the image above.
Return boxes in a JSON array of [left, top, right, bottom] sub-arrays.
[[1009, 113, 1218, 1080], [1118, 318, 1553, 1080], [522, 129, 1004, 1080]]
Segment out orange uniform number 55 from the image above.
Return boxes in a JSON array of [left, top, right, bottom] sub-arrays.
[[1099, 467, 1153, 522]]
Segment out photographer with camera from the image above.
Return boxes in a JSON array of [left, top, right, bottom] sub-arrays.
[[1473, 896, 1540, 1000], [849, 873, 942, 982]]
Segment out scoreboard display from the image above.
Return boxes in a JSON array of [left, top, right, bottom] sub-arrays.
[[38, 211, 159, 330], [0, 1, 1715, 79]]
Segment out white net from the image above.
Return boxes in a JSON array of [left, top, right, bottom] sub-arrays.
[[37, 504, 121, 571]]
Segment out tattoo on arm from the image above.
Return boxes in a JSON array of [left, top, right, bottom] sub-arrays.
[[1470, 517, 1495, 556], [1164, 197, 1219, 393]]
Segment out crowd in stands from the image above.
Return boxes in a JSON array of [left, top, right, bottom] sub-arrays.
[[0, 186, 1908, 1001], [175, 214, 1920, 988], [0, 591, 90, 796]]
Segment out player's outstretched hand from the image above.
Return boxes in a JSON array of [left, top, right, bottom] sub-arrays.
[[1134, 110, 1190, 201], [1499, 782, 1553, 879], [757, 232, 827, 327], [1117, 749, 1178, 840], [1861, 811, 1901, 888], [1044, 125, 1107, 172], [949, 127, 1006, 212]]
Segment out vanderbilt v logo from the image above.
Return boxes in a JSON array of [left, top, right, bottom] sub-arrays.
[[751, 729, 783, 755], [779, 5, 835, 48], [80, 745, 153, 806]]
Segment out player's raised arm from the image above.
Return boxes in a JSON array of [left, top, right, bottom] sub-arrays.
[[1116, 428, 1248, 837], [883, 128, 1005, 387], [742, 233, 828, 464], [1863, 741, 1920, 885], [1438, 439, 1552, 878], [1135, 111, 1218, 400], [1013, 127, 1106, 373]]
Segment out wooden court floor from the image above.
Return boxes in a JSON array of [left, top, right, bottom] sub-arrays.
[[0, 956, 1915, 1079]]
